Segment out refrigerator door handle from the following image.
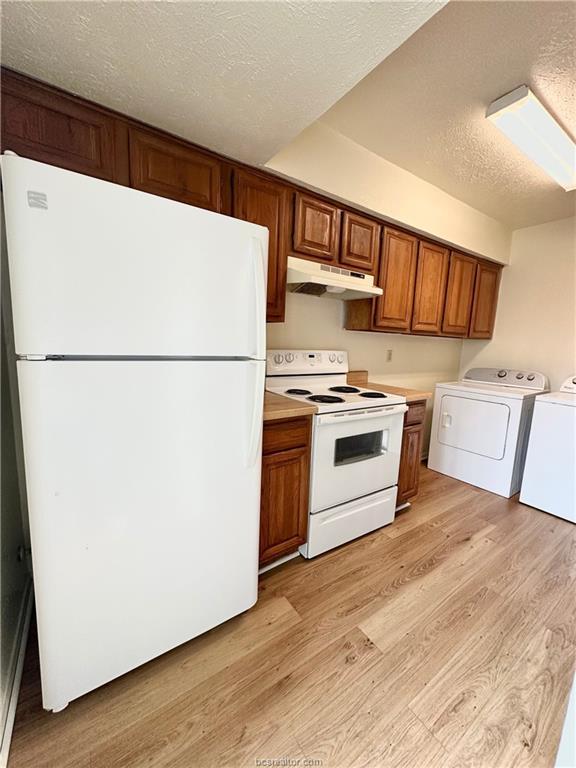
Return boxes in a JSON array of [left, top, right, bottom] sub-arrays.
[[247, 360, 265, 468], [252, 237, 266, 360]]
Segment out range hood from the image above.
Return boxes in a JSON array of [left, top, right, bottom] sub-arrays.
[[286, 256, 383, 301]]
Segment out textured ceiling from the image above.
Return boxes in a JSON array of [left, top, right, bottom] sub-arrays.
[[320, 1, 576, 229], [0, 0, 446, 166]]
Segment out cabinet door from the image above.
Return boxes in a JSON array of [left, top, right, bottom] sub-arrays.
[[373, 228, 418, 331], [1, 70, 127, 183], [411, 241, 449, 334], [397, 424, 423, 505], [260, 446, 310, 565], [233, 170, 291, 323], [340, 211, 381, 274], [442, 252, 477, 336], [293, 193, 340, 263], [129, 128, 221, 211], [468, 261, 502, 339]]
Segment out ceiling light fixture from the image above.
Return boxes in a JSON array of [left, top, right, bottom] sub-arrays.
[[486, 85, 576, 191]]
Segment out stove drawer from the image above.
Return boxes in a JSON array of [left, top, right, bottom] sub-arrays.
[[300, 486, 397, 559]]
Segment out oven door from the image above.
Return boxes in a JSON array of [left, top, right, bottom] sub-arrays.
[[310, 404, 408, 514]]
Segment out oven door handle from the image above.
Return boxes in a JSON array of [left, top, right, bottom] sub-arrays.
[[316, 404, 408, 425]]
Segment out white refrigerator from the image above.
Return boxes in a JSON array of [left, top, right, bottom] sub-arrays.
[[1, 155, 268, 712]]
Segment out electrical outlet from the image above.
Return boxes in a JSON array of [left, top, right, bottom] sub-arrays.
[[386, 349, 393, 362]]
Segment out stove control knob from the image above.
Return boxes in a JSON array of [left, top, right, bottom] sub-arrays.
[[516, 373, 524, 380], [329, 353, 336, 363], [497, 370, 507, 378], [273, 353, 284, 365], [337, 353, 344, 364], [527, 373, 535, 381], [285, 353, 294, 363]]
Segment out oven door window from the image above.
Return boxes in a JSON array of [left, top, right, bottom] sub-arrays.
[[334, 429, 388, 466]]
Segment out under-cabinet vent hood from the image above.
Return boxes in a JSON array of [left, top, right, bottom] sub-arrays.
[[286, 256, 383, 301]]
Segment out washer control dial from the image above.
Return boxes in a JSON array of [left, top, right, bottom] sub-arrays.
[[273, 353, 284, 365], [527, 373, 535, 381], [329, 353, 336, 363], [337, 353, 344, 364], [497, 370, 507, 378], [285, 352, 294, 363], [516, 373, 524, 380]]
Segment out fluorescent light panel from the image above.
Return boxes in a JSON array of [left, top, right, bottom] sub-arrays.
[[486, 85, 576, 191]]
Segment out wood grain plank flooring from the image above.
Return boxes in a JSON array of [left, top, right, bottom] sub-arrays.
[[8, 467, 576, 768]]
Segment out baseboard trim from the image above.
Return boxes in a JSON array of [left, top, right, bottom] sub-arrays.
[[258, 550, 301, 575], [0, 579, 33, 768]]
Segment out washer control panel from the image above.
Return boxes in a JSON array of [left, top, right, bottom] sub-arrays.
[[560, 375, 576, 394], [266, 350, 348, 376], [463, 368, 549, 391]]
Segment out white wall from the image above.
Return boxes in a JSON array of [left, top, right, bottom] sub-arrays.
[[460, 216, 576, 390], [267, 122, 512, 264], [267, 293, 463, 449]]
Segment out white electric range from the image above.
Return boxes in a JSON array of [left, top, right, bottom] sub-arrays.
[[266, 350, 407, 558]]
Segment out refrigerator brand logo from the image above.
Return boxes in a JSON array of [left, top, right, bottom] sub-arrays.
[[27, 191, 48, 210]]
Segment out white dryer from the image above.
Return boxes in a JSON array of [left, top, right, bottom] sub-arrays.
[[519, 376, 576, 523], [428, 368, 549, 498]]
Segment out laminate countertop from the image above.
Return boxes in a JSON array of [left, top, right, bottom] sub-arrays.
[[365, 382, 433, 403], [348, 370, 432, 403], [263, 391, 317, 422], [263, 380, 432, 422]]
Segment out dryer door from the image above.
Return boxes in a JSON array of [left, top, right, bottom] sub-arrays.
[[437, 394, 510, 459]]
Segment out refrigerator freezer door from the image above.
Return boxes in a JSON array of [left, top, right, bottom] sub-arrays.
[[1, 156, 268, 359], [17, 358, 264, 711]]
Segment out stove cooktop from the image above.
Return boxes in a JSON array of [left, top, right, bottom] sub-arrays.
[[266, 377, 406, 414]]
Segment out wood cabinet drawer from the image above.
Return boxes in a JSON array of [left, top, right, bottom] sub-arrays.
[[405, 401, 426, 426], [263, 417, 310, 455]]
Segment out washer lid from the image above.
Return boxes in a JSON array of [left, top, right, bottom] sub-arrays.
[[436, 380, 542, 400], [535, 391, 576, 407]]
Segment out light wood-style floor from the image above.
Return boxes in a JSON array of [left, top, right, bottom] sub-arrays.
[[9, 467, 576, 768]]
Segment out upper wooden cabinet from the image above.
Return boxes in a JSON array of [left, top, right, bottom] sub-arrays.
[[340, 211, 381, 273], [0, 69, 128, 184], [442, 252, 478, 337], [233, 169, 291, 323], [411, 241, 450, 335], [293, 193, 341, 263], [469, 261, 502, 339], [373, 228, 419, 332], [129, 128, 222, 211]]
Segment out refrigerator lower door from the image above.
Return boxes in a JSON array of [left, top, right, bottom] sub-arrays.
[[17, 358, 265, 711]]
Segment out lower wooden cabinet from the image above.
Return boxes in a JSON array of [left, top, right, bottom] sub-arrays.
[[397, 400, 426, 506], [260, 416, 311, 566]]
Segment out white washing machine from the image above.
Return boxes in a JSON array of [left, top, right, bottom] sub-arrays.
[[428, 368, 549, 498], [519, 375, 576, 523]]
